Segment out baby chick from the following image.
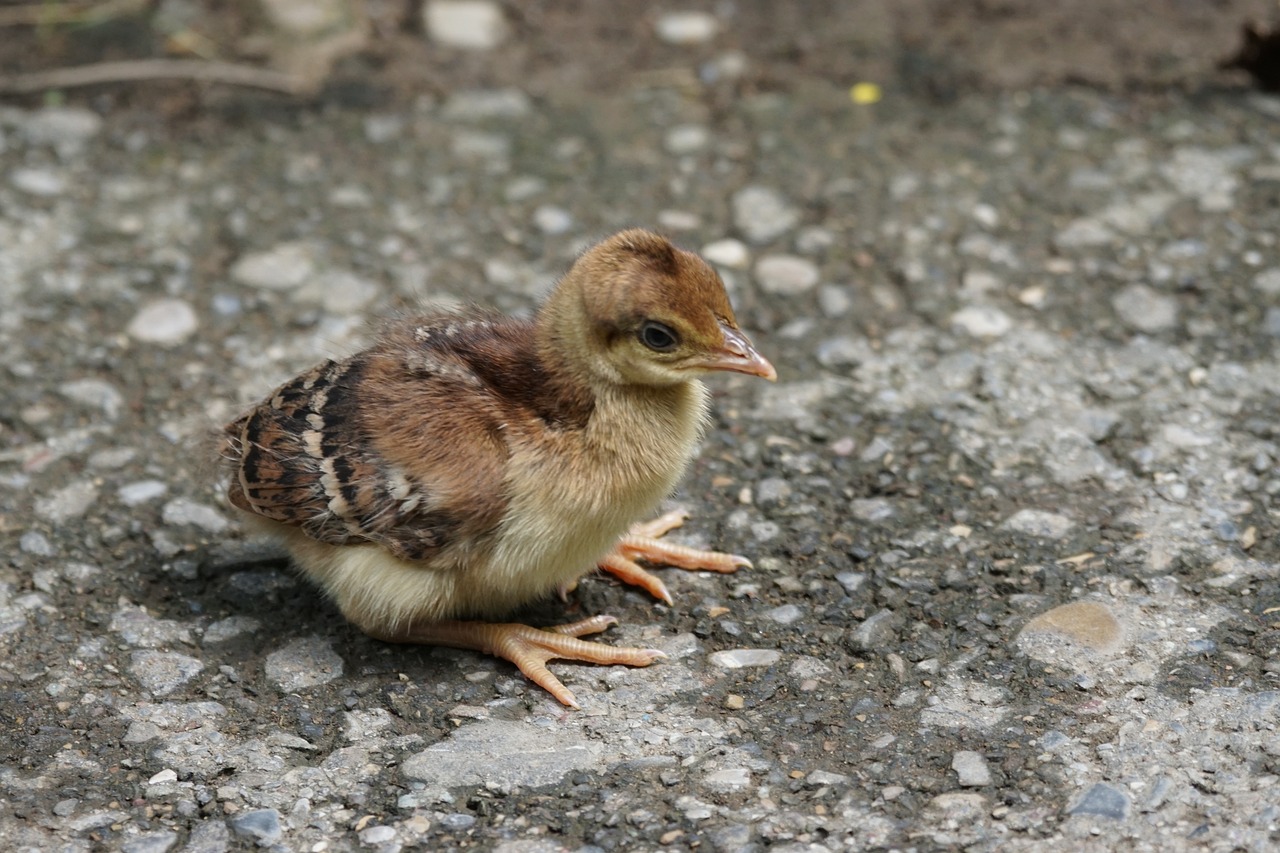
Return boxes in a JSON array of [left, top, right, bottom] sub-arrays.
[[223, 229, 775, 707]]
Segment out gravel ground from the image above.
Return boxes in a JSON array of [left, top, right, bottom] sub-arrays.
[[3, 9, 1280, 853]]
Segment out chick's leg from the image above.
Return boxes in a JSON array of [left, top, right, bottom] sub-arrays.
[[371, 616, 664, 709], [599, 509, 751, 605]]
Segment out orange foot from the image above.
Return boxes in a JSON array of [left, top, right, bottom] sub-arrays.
[[374, 615, 663, 708], [598, 509, 751, 605]]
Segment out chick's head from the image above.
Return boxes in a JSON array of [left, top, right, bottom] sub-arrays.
[[557, 229, 775, 387]]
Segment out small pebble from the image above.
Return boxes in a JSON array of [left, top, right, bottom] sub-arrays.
[[230, 242, 315, 291], [950, 305, 1012, 338], [358, 825, 396, 845], [754, 254, 819, 294], [709, 648, 781, 669], [952, 751, 992, 787], [230, 808, 284, 845], [1001, 509, 1074, 539], [733, 185, 799, 244], [161, 498, 229, 533], [130, 651, 204, 696], [1113, 283, 1178, 333], [702, 768, 751, 791], [20, 530, 55, 556], [533, 205, 574, 235], [766, 604, 803, 624], [665, 124, 709, 154], [424, 0, 508, 49], [702, 238, 750, 269], [11, 167, 66, 196], [118, 480, 168, 507], [127, 299, 198, 345], [1069, 782, 1131, 820], [266, 636, 344, 691], [655, 11, 720, 45], [35, 481, 98, 523]]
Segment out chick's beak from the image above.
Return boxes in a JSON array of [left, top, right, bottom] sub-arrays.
[[693, 324, 777, 381]]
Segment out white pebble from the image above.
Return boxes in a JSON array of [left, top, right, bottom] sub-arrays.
[[127, 299, 197, 345], [655, 11, 720, 45], [533, 205, 574, 235], [709, 648, 782, 669], [1002, 509, 1074, 540], [119, 481, 169, 507], [424, 0, 508, 49], [702, 238, 750, 269], [733, 185, 799, 244], [359, 826, 396, 845], [950, 305, 1012, 338], [665, 124, 709, 154], [1112, 283, 1178, 332], [230, 242, 315, 290], [952, 751, 992, 787], [657, 210, 701, 231], [36, 481, 98, 523], [11, 168, 66, 196], [162, 498, 229, 533], [755, 254, 819, 295]]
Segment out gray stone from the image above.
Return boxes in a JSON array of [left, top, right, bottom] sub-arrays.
[[35, 481, 98, 523], [1113, 283, 1178, 332], [293, 269, 381, 314], [402, 720, 604, 788], [183, 818, 230, 853], [849, 610, 897, 651], [265, 636, 344, 691], [118, 480, 169, 507], [229, 809, 283, 846], [59, 378, 124, 419], [702, 767, 752, 792], [755, 477, 792, 506], [765, 604, 803, 625], [162, 499, 229, 534], [754, 254, 819, 294], [1254, 268, 1280, 296], [130, 651, 204, 695], [733, 185, 799, 244], [111, 603, 192, 647], [127, 299, 197, 345], [122, 830, 179, 853], [19, 530, 54, 556], [702, 238, 749, 269], [1002, 509, 1074, 539], [1069, 782, 1131, 820], [202, 616, 260, 644], [358, 825, 396, 845], [951, 751, 992, 787], [710, 824, 754, 853], [11, 167, 66, 196], [533, 205, 574, 235], [230, 242, 315, 290], [950, 305, 1012, 338]]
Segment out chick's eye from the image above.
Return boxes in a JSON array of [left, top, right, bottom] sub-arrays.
[[639, 321, 679, 352]]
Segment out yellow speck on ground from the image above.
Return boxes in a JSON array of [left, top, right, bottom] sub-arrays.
[[850, 82, 882, 104]]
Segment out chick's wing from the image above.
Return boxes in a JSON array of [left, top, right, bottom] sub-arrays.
[[224, 316, 524, 562]]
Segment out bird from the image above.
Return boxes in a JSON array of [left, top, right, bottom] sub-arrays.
[[222, 229, 776, 707]]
